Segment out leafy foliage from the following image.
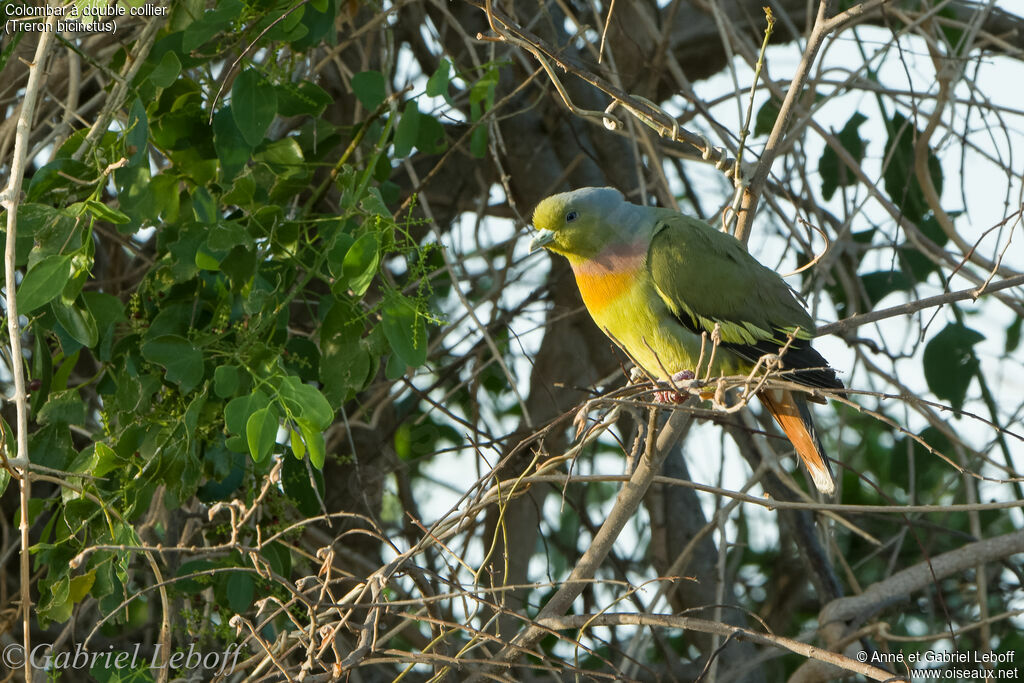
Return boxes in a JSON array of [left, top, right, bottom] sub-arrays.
[[923, 319, 984, 414], [3, 0, 444, 653]]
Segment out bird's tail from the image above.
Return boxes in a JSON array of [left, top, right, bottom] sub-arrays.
[[758, 389, 835, 495]]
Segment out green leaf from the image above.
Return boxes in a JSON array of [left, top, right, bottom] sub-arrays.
[[222, 244, 257, 291], [37, 575, 72, 626], [910, 429, 953, 485], [70, 571, 96, 604], [291, 0, 335, 49], [289, 427, 305, 460], [141, 335, 204, 393], [754, 98, 781, 137], [52, 300, 99, 347], [860, 270, 912, 307], [225, 390, 270, 437], [30, 333, 53, 415], [208, 220, 253, 252], [191, 186, 217, 224], [470, 124, 488, 158], [181, 0, 239, 52], [327, 233, 355, 279], [186, 385, 216, 436], [469, 69, 497, 112], [38, 391, 87, 427], [175, 559, 216, 594], [246, 406, 278, 462], [149, 49, 181, 88], [225, 573, 254, 613], [281, 449, 321, 515], [393, 100, 420, 158], [319, 300, 369, 406], [1007, 317, 1022, 354], [26, 159, 94, 202], [340, 232, 380, 297], [213, 107, 252, 181], [899, 215, 950, 281], [232, 69, 278, 147], [395, 419, 458, 461], [284, 337, 320, 382], [415, 113, 446, 154], [17, 254, 73, 313], [258, 3, 307, 42], [29, 423, 73, 472], [937, 5, 966, 56], [254, 137, 304, 170], [373, 153, 392, 182], [84, 199, 131, 224], [883, 112, 944, 223], [82, 291, 124, 360], [426, 58, 452, 97], [360, 186, 389, 217], [297, 418, 326, 469], [385, 350, 406, 380], [262, 542, 291, 577], [125, 97, 149, 168], [820, 113, 866, 201], [214, 365, 240, 398], [195, 249, 222, 270], [51, 350, 80, 395], [275, 80, 331, 117], [149, 172, 181, 222], [278, 376, 334, 429], [923, 321, 983, 413], [382, 294, 428, 368], [351, 70, 386, 110], [197, 447, 245, 503], [92, 442, 127, 478]]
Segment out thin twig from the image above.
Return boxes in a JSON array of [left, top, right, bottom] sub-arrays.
[[1, 19, 57, 681], [476, 409, 694, 674], [816, 273, 1024, 337], [538, 612, 896, 681]]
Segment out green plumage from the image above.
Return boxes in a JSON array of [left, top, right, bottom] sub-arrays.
[[648, 212, 814, 346], [531, 186, 842, 494], [531, 187, 840, 389]]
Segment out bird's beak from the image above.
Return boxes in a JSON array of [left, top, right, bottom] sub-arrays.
[[529, 229, 555, 253]]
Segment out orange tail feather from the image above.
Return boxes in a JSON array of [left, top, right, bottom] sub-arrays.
[[759, 389, 835, 495]]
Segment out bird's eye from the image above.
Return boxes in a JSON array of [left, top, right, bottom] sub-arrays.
[[565, 210, 579, 223]]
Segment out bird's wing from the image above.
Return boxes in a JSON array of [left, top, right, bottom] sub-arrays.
[[646, 212, 841, 390]]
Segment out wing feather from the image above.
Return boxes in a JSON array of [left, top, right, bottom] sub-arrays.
[[647, 213, 842, 390]]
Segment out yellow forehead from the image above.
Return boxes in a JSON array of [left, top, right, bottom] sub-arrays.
[[532, 195, 568, 232]]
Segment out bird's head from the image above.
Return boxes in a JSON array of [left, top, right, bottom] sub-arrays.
[[530, 187, 627, 260]]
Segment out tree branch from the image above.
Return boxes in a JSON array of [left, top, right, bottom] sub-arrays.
[[476, 408, 693, 674], [792, 528, 1024, 681], [0, 21, 57, 683], [734, 1, 891, 243], [538, 612, 897, 681], [816, 273, 1024, 337]]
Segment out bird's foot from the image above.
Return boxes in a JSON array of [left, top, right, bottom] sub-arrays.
[[654, 370, 696, 404]]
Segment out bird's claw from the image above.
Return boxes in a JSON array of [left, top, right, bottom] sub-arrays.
[[654, 370, 696, 404], [654, 389, 688, 404]]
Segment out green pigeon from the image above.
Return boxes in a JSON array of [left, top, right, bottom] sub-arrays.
[[530, 187, 842, 494]]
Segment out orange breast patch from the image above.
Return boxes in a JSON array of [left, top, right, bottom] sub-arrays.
[[574, 267, 636, 313]]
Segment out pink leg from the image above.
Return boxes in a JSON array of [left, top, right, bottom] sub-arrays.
[[653, 370, 696, 404]]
